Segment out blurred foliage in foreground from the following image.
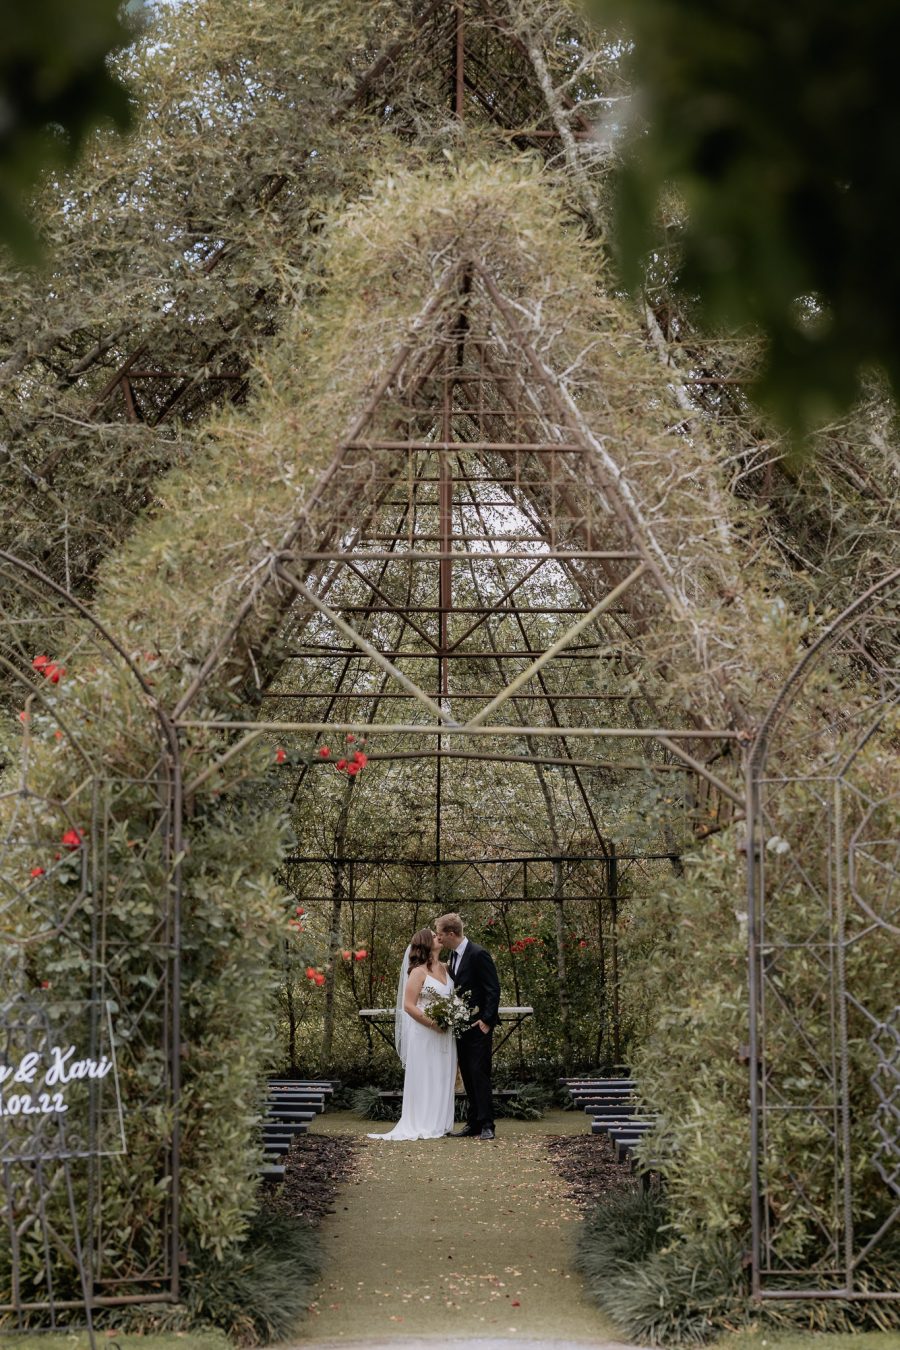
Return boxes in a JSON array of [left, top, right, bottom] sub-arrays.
[[0, 0, 134, 259], [590, 0, 900, 434]]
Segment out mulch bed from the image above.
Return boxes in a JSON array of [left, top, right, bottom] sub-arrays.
[[264, 1132, 361, 1226], [545, 1132, 636, 1211]]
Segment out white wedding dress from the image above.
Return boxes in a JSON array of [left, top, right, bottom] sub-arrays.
[[368, 971, 457, 1141]]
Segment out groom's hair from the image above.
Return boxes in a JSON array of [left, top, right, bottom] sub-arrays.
[[436, 912, 464, 937]]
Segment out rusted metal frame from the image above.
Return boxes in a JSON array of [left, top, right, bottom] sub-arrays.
[[287, 500, 432, 807], [178, 719, 741, 740], [454, 1, 466, 116], [315, 747, 693, 772], [332, 0, 450, 115], [284, 645, 611, 659], [275, 563, 461, 729], [466, 341, 623, 588], [462, 564, 647, 729], [126, 370, 245, 380], [341, 558, 439, 651], [0, 554, 184, 1307], [290, 551, 641, 560], [747, 570, 900, 1300], [86, 344, 148, 418], [459, 33, 549, 138], [446, 556, 546, 650], [290, 850, 679, 865], [265, 690, 634, 701], [172, 264, 470, 718], [459, 471, 613, 853], [120, 377, 141, 423], [272, 344, 453, 744], [473, 264, 680, 602], [365, 531, 575, 541], [343, 439, 586, 451], [146, 336, 238, 428], [83, 4, 449, 426], [472, 341, 742, 795], [334, 602, 608, 616]]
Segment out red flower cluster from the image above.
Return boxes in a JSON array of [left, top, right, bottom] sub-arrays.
[[335, 747, 368, 777], [305, 966, 326, 986], [28, 827, 83, 880], [287, 904, 305, 933], [32, 655, 65, 684], [340, 948, 368, 961], [509, 937, 540, 955]]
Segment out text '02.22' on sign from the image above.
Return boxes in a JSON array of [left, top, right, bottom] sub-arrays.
[[0, 1045, 114, 1116]]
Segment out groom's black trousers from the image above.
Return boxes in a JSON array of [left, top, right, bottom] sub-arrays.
[[457, 1025, 494, 1130]]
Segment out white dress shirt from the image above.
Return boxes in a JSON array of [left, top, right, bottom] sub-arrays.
[[450, 936, 468, 976]]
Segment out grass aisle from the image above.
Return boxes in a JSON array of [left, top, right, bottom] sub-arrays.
[[298, 1110, 619, 1343]]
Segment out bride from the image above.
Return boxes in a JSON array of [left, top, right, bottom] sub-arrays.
[[367, 927, 456, 1141]]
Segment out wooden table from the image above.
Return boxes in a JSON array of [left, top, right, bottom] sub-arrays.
[[359, 1005, 534, 1055]]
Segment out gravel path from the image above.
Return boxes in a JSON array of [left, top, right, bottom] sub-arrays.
[[291, 1110, 625, 1344]]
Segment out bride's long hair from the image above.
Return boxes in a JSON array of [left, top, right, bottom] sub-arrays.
[[408, 927, 436, 973]]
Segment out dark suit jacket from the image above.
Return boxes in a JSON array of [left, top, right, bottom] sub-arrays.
[[451, 940, 501, 1029]]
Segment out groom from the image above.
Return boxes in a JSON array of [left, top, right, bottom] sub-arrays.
[[436, 913, 501, 1140]]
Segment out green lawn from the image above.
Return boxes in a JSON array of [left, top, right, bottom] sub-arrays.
[[715, 1330, 898, 1350], [0, 1335, 230, 1350]]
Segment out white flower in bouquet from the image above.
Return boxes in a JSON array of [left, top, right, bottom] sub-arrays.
[[422, 986, 477, 1035]]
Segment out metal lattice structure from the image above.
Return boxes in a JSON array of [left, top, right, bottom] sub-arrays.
[[0, 556, 183, 1324], [747, 570, 900, 1299]]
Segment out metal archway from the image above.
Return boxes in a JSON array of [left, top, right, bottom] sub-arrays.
[[747, 570, 900, 1300], [0, 554, 183, 1329]]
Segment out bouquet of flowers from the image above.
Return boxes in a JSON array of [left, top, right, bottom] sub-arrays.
[[423, 986, 477, 1035]]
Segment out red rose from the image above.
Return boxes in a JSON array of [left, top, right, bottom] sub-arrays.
[[296, 906, 305, 915], [32, 655, 50, 671], [346, 762, 361, 776], [352, 751, 368, 767], [341, 950, 351, 960], [54, 729, 63, 741], [30, 866, 45, 878], [305, 966, 316, 979], [354, 949, 367, 961], [40, 980, 50, 990], [18, 711, 28, 723], [318, 746, 330, 758], [61, 828, 83, 850], [43, 663, 63, 683], [346, 733, 355, 743], [579, 940, 588, 948], [314, 973, 326, 986], [336, 758, 347, 770], [275, 747, 287, 764]]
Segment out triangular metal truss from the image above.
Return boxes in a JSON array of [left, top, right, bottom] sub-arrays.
[[177, 259, 742, 883]]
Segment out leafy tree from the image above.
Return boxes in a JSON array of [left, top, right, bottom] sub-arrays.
[[591, 0, 900, 431]]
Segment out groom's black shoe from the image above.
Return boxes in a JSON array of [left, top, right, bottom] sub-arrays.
[[478, 1127, 495, 1140], [448, 1125, 480, 1138]]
